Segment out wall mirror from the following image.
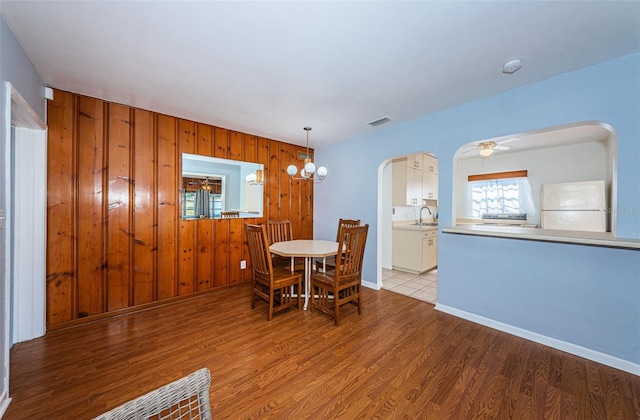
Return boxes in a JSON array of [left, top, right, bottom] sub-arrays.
[[181, 153, 264, 219]]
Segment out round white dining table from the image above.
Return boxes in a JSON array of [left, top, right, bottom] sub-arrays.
[[269, 239, 339, 310]]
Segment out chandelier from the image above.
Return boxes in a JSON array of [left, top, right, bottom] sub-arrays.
[[286, 127, 327, 182], [245, 168, 264, 185]]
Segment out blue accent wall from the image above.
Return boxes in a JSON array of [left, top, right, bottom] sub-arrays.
[[1, 16, 45, 121], [314, 54, 640, 367]]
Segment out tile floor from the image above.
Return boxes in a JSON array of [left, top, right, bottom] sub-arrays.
[[382, 268, 438, 304]]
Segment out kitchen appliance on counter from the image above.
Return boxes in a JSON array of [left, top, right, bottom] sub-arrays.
[[540, 180, 607, 232], [480, 212, 529, 226]]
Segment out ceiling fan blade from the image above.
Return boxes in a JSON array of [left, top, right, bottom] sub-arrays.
[[494, 145, 512, 150], [458, 147, 479, 155], [496, 137, 520, 145]]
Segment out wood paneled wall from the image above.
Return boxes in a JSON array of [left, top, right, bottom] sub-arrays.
[[46, 89, 313, 330]]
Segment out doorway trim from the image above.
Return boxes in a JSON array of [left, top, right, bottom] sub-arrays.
[[2, 82, 46, 416]]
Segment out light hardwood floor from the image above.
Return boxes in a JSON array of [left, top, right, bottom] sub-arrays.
[[6, 283, 639, 419]]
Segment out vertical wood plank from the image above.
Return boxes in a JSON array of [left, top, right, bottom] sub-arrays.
[[279, 142, 292, 224], [213, 127, 229, 158], [301, 148, 314, 239], [196, 220, 213, 291], [46, 90, 76, 325], [156, 114, 177, 300], [228, 218, 243, 286], [228, 131, 243, 161], [178, 119, 196, 295], [228, 130, 245, 285], [106, 104, 133, 311], [76, 96, 105, 316], [133, 109, 156, 305], [212, 127, 229, 287], [241, 135, 259, 281], [196, 123, 213, 157], [213, 220, 229, 287], [195, 125, 214, 290], [268, 140, 281, 219]]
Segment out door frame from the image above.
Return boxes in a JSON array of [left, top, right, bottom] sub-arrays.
[[1, 82, 46, 416]]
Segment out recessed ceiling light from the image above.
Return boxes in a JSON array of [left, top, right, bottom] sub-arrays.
[[502, 59, 522, 74]]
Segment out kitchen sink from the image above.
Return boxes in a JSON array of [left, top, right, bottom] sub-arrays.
[[412, 222, 438, 227]]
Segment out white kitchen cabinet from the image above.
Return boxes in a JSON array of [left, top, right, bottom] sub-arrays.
[[423, 153, 438, 174], [407, 154, 423, 171], [422, 154, 438, 201], [422, 171, 438, 201], [392, 227, 438, 274], [392, 158, 422, 206]]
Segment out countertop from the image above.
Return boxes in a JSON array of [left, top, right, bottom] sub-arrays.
[[443, 224, 640, 250], [392, 222, 438, 231]]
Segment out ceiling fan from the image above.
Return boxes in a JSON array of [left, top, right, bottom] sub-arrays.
[[459, 137, 519, 157], [188, 177, 214, 190]]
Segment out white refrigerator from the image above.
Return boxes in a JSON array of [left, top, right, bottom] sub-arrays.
[[540, 180, 607, 232]]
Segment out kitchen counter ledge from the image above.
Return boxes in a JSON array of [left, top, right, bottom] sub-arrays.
[[443, 225, 640, 250]]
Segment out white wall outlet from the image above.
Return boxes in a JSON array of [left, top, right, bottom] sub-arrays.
[[240, 260, 246, 269]]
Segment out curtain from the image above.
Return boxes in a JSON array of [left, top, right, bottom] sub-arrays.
[[194, 189, 211, 218], [467, 177, 536, 218]]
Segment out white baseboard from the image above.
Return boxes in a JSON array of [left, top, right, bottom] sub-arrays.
[[0, 391, 11, 419], [362, 280, 381, 290], [435, 303, 640, 376]]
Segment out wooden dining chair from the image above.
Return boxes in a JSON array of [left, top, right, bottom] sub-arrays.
[[266, 219, 304, 271], [315, 218, 361, 273], [310, 224, 369, 326], [246, 224, 302, 321]]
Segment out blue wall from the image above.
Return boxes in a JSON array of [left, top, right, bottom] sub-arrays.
[[314, 54, 640, 370], [1, 16, 46, 121]]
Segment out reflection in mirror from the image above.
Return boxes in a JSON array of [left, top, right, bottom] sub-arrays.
[[181, 153, 264, 219]]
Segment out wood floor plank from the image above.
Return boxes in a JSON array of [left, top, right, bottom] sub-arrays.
[[5, 286, 640, 419]]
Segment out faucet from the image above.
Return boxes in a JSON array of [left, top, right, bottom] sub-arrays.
[[419, 205, 432, 224]]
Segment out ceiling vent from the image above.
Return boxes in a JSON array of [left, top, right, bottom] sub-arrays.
[[368, 116, 392, 127]]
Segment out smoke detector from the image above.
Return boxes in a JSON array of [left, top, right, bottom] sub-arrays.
[[502, 59, 522, 74]]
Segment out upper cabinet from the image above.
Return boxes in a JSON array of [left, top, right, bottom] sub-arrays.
[[392, 153, 439, 206], [392, 156, 422, 205], [422, 154, 438, 201], [423, 153, 438, 174]]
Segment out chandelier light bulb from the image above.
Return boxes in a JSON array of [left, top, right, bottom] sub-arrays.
[[287, 164, 298, 176], [316, 166, 328, 179], [304, 161, 316, 175]]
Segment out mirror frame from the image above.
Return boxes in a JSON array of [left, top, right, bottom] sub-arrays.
[[181, 153, 264, 220]]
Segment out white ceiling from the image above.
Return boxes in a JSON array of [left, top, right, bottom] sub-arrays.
[[1, 1, 639, 148]]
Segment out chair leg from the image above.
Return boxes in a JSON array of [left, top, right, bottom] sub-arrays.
[[298, 281, 302, 310], [357, 284, 362, 315], [310, 282, 315, 312], [268, 289, 274, 321], [334, 290, 340, 326], [251, 281, 256, 310]]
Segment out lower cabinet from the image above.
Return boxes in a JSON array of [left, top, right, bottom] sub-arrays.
[[392, 228, 438, 274]]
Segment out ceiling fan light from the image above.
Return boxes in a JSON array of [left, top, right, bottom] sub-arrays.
[[480, 148, 493, 157]]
